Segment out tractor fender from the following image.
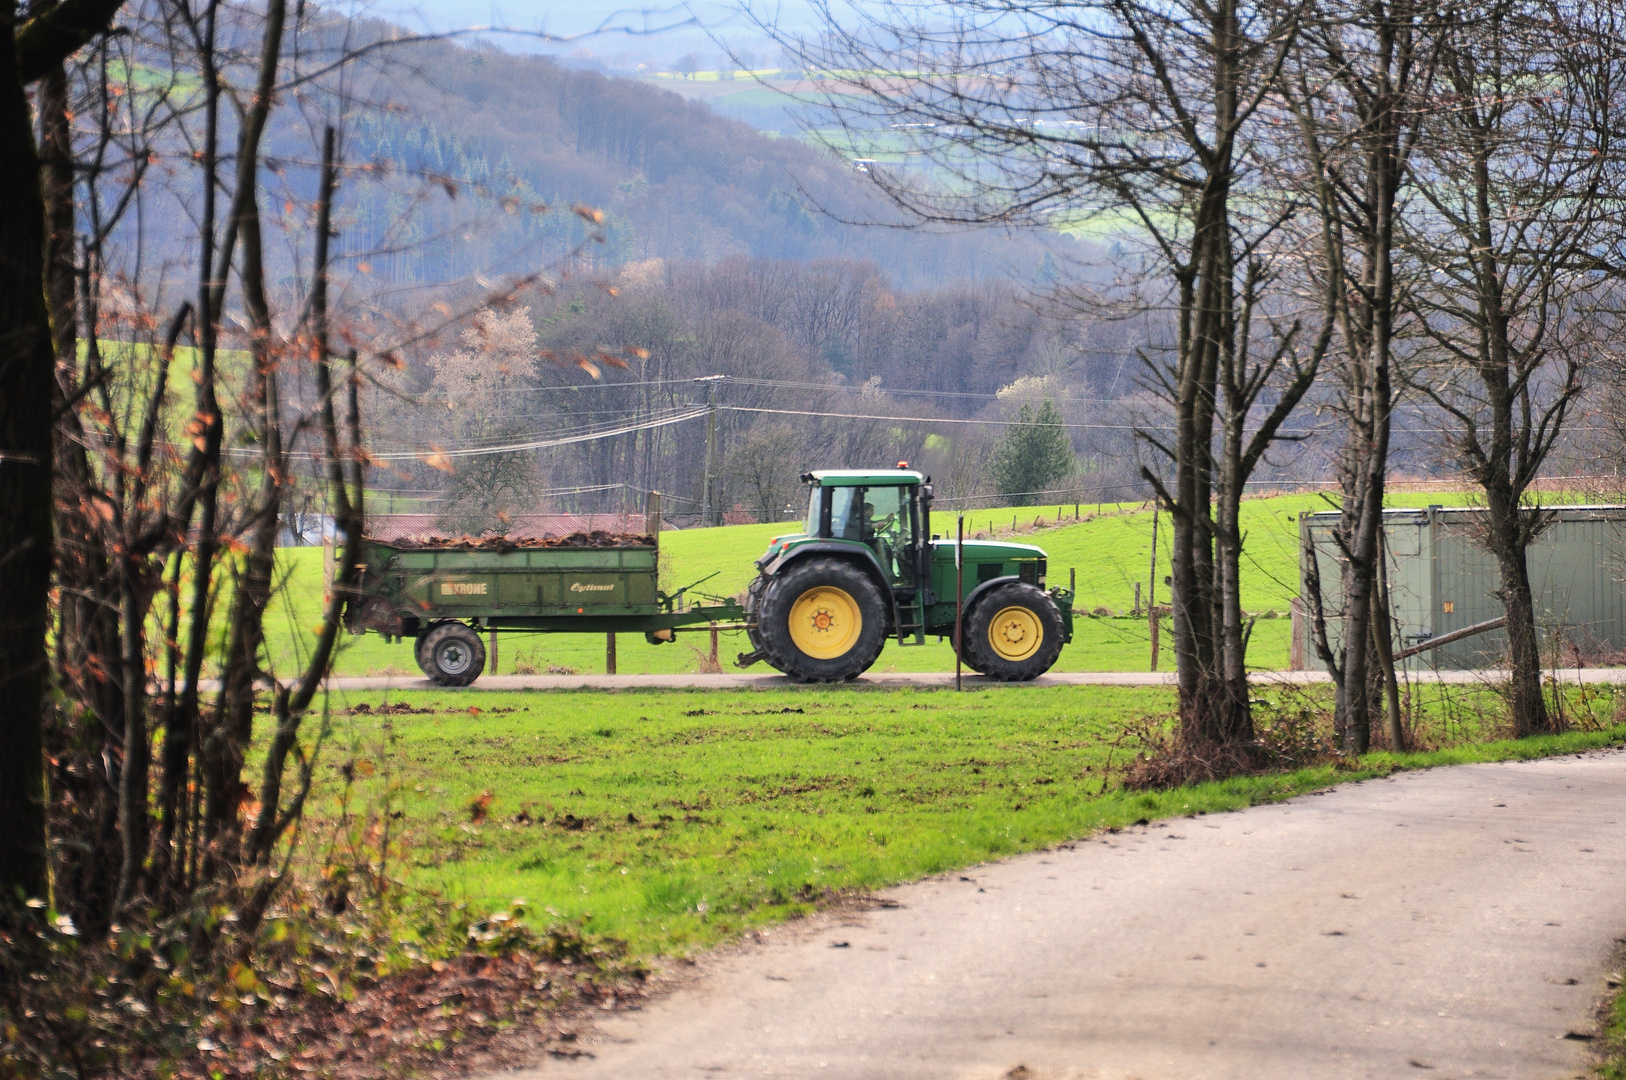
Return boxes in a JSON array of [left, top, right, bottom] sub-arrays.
[[762, 543, 899, 631], [961, 575, 1021, 618]]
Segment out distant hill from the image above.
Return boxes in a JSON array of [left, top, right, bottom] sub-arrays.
[[337, 28, 1056, 289]]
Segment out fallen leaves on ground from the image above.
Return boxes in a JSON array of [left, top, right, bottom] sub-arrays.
[[182, 948, 643, 1080]]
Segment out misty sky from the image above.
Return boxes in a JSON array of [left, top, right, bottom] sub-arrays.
[[351, 0, 820, 62]]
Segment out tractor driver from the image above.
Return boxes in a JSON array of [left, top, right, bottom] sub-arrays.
[[861, 499, 905, 577], [861, 500, 898, 541]]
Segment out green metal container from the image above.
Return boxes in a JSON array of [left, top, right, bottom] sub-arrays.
[[1298, 505, 1626, 670]]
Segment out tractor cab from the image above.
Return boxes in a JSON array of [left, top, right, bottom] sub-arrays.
[[797, 468, 930, 589]]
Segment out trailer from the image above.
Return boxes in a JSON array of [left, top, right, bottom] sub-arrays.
[[343, 496, 744, 685]]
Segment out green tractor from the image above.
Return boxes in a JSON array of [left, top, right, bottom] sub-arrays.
[[739, 468, 1074, 682]]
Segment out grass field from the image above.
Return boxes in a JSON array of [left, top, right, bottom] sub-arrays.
[[1601, 981, 1626, 1079], [293, 681, 1626, 958], [262, 490, 1522, 679]]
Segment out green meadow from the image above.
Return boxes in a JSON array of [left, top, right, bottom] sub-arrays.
[[297, 681, 1626, 957], [258, 489, 1626, 961]]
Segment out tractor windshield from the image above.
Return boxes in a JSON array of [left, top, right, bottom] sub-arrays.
[[804, 485, 864, 538], [806, 482, 916, 569]]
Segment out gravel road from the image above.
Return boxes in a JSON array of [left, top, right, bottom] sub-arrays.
[[499, 750, 1626, 1080]]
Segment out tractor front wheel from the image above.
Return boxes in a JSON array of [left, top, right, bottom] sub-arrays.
[[758, 558, 887, 682], [418, 621, 487, 686], [962, 582, 1064, 681]]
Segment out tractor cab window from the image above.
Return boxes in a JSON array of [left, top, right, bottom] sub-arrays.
[[804, 486, 822, 536], [829, 486, 862, 540], [863, 486, 909, 547], [812, 483, 919, 578], [863, 485, 917, 583]]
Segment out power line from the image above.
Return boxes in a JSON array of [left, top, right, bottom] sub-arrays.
[[367, 406, 712, 461], [719, 404, 1313, 434]]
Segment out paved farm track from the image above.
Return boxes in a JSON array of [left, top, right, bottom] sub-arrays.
[[495, 751, 1626, 1080], [314, 668, 1626, 691]]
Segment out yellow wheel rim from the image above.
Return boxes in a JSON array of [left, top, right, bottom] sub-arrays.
[[987, 605, 1043, 663], [788, 586, 863, 659]]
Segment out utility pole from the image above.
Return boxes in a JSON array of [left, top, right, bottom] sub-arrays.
[[695, 375, 725, 527], [1148, 501, 1160, 672], [955, 514, 965, 691]]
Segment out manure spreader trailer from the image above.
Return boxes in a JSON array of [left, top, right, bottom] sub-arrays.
[[343, 497, 743, 685]]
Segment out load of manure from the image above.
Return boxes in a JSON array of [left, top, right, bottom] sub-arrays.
[[369, 530, 655, 551]]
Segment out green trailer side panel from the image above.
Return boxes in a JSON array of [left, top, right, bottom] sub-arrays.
[[1385, 514, 1433, 657], [359, 540, 666, 622], [539, 573, 563, 606], [495, 574, 537, 606]]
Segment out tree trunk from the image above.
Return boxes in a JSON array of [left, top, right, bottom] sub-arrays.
[[1489, 529, 1550, 736], [0, 23, 57, 916], [1371, 551, 1405, 751], [198, 0, 287, 870]]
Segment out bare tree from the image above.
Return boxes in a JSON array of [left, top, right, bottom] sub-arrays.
[[1283, 0, 1438, 752], [725, 420, 806, 520], [432, 307, 547, 533], [23, 0, 409, 941], [922, 429, 992, 511], [1399, 0, 1626, 736], [0, 0, 135, 921], [765, 0, 1330, 754]]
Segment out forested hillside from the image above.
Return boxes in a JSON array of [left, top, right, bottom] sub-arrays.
[[372, 254, 1205, 528], [333, 26, 1055, 289]]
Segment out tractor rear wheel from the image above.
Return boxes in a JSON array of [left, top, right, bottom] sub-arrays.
[[418, 621, 487, 686], [744, 574, 771, 655], [963, 582, 1064, 681], [758, 558, 887, 682]]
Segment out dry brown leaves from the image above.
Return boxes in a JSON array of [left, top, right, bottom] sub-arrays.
[[177, 950, 643, 1080]]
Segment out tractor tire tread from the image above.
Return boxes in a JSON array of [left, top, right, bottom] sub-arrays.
[[963, 582, 1064, 681], [418, 621, 486, 687], [757, 558, 887, 682]]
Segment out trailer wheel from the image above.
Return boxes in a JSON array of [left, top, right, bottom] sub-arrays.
[[418, 622, 486, 686], [963, 582, 1064, 681], [414, 622, 441, 671], [758, 558, 886, 682]]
